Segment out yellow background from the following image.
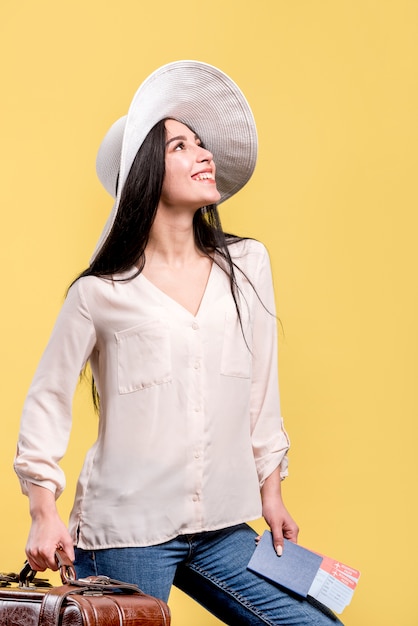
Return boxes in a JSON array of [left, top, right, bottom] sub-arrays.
[[1, 1, 417, 624]]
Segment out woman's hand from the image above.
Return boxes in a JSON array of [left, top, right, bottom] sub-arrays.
[[25, 483, 74, 571], [261, 466, 299, 556], [262, 497, 299, 556]]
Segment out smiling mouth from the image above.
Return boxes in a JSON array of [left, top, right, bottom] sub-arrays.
[[192, 172, 215, 181]]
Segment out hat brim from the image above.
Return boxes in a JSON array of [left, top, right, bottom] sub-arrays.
[[92, 60, 258, 262]]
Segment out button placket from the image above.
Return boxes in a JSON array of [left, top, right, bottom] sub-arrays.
[[189, 319, 204, 521]]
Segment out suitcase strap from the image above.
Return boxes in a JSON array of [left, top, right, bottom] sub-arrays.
[[39, 586, 79, 626]]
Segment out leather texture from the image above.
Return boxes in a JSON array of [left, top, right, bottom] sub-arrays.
[[0, 583, 171, 625]]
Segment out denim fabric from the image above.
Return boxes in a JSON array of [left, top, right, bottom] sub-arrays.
[[74, 523, 343, 626]]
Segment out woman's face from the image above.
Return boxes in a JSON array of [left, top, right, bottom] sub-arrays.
[[158, 119, 221, 212]]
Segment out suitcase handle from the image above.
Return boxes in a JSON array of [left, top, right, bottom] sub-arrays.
[[19, 548, 143, 593], [53, 548, 77, 584], [18, 549, 76, 587]]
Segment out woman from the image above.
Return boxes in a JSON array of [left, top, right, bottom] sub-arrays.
[[15, 61, 342, 625]]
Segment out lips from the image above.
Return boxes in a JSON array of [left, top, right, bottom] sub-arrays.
[[191, 170, 215, 182]]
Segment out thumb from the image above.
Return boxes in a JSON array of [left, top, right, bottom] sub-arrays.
[[270, 525, 284, 557]]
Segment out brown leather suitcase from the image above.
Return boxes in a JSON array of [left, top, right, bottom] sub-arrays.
[[0, 550, 171, 625]]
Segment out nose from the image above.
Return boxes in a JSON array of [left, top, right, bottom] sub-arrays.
[[197, 145, 214, 163]]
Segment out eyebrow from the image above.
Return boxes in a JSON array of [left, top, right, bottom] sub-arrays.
[[165, 133, 201, 147]]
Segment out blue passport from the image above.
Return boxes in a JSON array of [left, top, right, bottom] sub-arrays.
[[247, 530, 323, 598]]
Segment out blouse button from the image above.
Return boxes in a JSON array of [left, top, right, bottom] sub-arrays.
[[192, 321, 199, 330]]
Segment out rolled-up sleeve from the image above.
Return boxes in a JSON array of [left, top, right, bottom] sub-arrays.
[[249, 244, 290, 486], [14, 281, 97, 498]]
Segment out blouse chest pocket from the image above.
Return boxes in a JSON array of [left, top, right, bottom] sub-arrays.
[[115, 319, 172, 394], [220, 308, 252, 379]]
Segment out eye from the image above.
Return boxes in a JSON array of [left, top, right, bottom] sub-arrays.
[[174, 141, 185, 151]]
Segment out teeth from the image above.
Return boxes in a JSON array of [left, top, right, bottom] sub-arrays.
[[193, 172, 214, 181]]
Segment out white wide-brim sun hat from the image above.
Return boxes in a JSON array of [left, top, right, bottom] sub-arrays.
[[92, 60, 258, 262]]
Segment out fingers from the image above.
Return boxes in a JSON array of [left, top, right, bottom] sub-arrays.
[[25, 513, 75, 572], [59, 539, 75, 563], [25, 545, 58, 572], [261, 495, 299, 557], [271, 518, 299, 555], [26, 538, 75, 572], [285, 524, 299, 544], [269, 523, 284, 557], [275, 543, 283, 556], [274, 540, 283, 556], [272, 518, 300, 556]]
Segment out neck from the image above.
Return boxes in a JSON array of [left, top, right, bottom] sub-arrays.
[[145, 209, 202, 267]]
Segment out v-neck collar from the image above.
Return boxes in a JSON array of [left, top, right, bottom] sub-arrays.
[[138, 259, 217, 319]]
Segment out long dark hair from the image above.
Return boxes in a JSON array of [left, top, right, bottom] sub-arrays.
[[74, 118, 253, 407], [76, 118, 245, 280]]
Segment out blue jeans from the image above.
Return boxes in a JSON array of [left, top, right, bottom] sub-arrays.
[[74, 523, 343, 625]]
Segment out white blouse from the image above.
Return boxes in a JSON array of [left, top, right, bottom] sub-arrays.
[[14, 238, 290, 549]]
